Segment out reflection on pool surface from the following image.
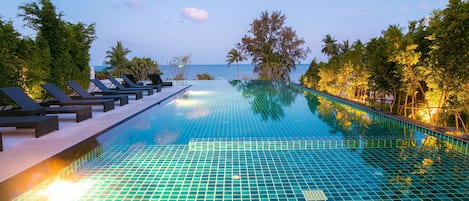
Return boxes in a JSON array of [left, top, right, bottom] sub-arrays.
[[17, 81, 469, 200]]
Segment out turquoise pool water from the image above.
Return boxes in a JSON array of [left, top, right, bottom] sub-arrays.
[[17, 81, 469, 200]]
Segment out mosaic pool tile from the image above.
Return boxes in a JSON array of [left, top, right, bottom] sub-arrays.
[[17, 143, 469, 201]]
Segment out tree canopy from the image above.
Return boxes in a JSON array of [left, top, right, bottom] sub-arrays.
[[0, 0, 95, 100], [19, 0, 96, 90], [237, 11, 310, 82]]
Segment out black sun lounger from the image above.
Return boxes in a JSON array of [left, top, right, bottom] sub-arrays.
[[67, 81, 129, 106], [107, 76, 154, 95], [0, 115, 59, 151], [41, 83, 115, 112], [148, 74, 173, 87], [121, 75, 161, 92], [0, 115, 58, 138], [90, 79, 143, 100], [0, 87, 92, 122]]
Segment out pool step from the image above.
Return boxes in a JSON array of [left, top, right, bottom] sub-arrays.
[[302, 189, 328, 201], [188, 138, 414, 151]]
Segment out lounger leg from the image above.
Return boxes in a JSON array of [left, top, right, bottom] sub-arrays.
[[76, 107, 92, 122], [34, 116, 59, 138], [147, 88, 154, 95], [135, 92, 143, 100], [0, 132, 3, 151], [119, 96, 129, 106], [103, 101, 115, 112]]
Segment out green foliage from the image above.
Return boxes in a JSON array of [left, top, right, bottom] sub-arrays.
[[19, 0, 96, 90], [105, 41, 131, 77], [315, 39, 369, 102], [0, 18, 49, 99], [237, 11, 310, 82], [300, 58, 320, 88], [0, 19, 21, 105], [301, 0, 469, 130], [0, 19, 21, 88], [126, 57, 161, 81], [196, 73, 214, 80], [226, 48, 246, 80], [426, 0, 469, 130]]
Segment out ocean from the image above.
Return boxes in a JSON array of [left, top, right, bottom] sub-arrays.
[[94, 64, 309, 83]]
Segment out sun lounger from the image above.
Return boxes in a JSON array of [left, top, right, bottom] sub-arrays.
[[67, 81, 129, 106], [90, 79, 143, 100], [121, 75, 161, 92], [0, 115, 59, 139], [0, 87, 92, 122], [148, 74, 173, 87], [41, 83, 115, 112], [107, 76, 154, 95]]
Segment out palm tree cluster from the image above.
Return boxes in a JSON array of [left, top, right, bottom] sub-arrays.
[[104, 41, 161, 81]]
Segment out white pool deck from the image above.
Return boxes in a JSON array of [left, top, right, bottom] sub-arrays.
[[0, 84, 188, 183]]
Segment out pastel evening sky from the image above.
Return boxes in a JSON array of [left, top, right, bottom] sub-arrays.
[[0, 0, 447, 66]]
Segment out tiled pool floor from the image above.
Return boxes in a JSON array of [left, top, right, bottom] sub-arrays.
[[18, 142, 469, 201]]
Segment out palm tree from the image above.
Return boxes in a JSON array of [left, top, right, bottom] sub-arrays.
[[321, 34, 338, 58], [338, 40, 351, 55], [105, 41, 131, 77], [226, 48, 246, 80]]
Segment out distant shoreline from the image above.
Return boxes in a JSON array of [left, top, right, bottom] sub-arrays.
[[93, 64, 309, 83]]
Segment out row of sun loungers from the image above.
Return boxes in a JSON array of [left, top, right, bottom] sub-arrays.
[[0, 75, 172, 151]]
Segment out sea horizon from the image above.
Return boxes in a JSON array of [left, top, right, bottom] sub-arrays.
[[93, 63, 309, 83]]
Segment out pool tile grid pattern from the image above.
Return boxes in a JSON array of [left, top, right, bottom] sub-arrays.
[[16, 142, 469, 201]]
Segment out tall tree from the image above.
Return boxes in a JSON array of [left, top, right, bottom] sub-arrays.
[[365, 37, 402, 113], [0, 19, 22, 89], [65, 22, 96, 88], [427, 0, 469, 131], [226, 48, 246, 80], [237, 11, 310, 82], [19, 0, 95, 89], [20, 0, 67, 87], [321, 34, 338, 58], [105, 41, 131, 77], [300, 58, 320, 89]]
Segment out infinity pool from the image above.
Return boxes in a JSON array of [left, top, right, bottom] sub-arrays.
[[17, 80, 469, 200]]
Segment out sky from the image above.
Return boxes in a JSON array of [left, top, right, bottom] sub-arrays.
[[0, 0, 448, 66]]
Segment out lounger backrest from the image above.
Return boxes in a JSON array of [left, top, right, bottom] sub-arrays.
[[90, 79, 113, 92], [121, 75, 139, 87], [41, 83, 74, 102], [67, 81, 93, 98], [0, 87, 42, 111], [107, 76, 125, 89]]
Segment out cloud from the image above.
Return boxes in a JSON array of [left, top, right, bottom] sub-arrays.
[[182, 8, 209, 22], [125, 0, 145, 8]]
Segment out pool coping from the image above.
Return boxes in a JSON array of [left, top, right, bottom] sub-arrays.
[[0, 85, 190, 201]]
